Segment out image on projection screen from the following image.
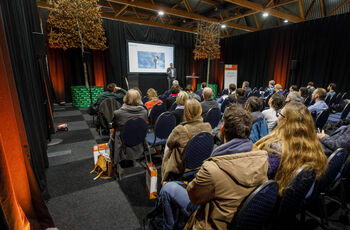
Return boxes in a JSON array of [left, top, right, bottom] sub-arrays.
[[128, 42, 174, 73]]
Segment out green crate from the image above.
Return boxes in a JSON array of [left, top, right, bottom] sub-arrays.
[[71, 86, 104, 108]]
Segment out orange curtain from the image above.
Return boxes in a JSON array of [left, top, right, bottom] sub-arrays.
[[93, 51, 106, 87], [47, 48, 66, 102], [0, 18, 54, 230]]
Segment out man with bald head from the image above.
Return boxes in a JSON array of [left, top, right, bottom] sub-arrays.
[[308, 88, 328, 115], [201, 87, 219, 117], [112, 89, 148, 168]]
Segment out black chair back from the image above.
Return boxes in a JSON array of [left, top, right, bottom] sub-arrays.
[[154, 112, 176, 141], [341, 92, 348, 101], [329, 94, 337, 106], [316, 148, 347, 194], [265, 94, 272, 107], [315, 109, 330, 130], [122, 118, 147, 147], [142, 96, 149, 104], [170, 102, 177, 112], [340, 103, 350, 120], [150, 103, 166, 125], [304, 96, 311, 106], [183, 132, 214, 170], [222, 89, 229, 95], [325, 95, 331, 105], [221, 97, 232, 113], [231, 180, 279, 230], [335, 93, 342, 105], [204, 107, 221, 129], [277, 167, 316, 224]]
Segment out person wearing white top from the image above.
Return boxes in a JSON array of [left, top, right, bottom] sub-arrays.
[[262, 93, 285, 132]]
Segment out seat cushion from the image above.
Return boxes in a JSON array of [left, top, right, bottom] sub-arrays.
[[146, 132, 167, 146]]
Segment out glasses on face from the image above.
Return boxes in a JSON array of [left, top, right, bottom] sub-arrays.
[[276, 111, 286, 118]]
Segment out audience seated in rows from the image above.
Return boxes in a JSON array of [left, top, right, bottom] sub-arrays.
[[262, 93, 285, 132], [144, 88, 163, 110], [230, 88, 246, 105], [266, 80, 275, 95], [159, 104, 268, 229], [171, 91, 188, 125], [307, 81, 316, 94], [327, 83, 336, 98], [256, 101, 328, 191], [200, 87, 219, 118], [217, 83, 236, 103], [163, 80, 180, 98], [299, 86, 309, 102], [308, 88, 328, 115], [195, 82, 207, 100], [318, 124, 350, 156], [95, 83, 126, 109], [286, 91, 303, 103], [111, 89, 147, 167], [289, 84, 298, 92], [275, 84, 283, 94], [245, 96, 269, 143], [165, 85, 180, 110], [184, 84, 200, 101], [161, 99, 212, 182], [242, 81, 251, 95]]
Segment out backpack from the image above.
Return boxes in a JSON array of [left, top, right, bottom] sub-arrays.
[[249, 120, 269, 143]]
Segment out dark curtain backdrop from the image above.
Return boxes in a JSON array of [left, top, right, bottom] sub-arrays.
[[1, 0, 53, 194], [224, 13, 350, 93]]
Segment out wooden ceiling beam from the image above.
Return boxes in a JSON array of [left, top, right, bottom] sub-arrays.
[[201, 0, 220, 6], [319, 0, 325, 17], [101, 12, 197, 33], [298, 0, 305, 19], [183, 0, 193, 13], [253, 13, 260, 28], [328, 0, 350, 16], [280, 5, 300, 18], [222, 0, 298, 23], [224, 0, 303, 23], [305, 0, 316, 19]]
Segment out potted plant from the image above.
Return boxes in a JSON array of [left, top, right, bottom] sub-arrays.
[[47, 0, 107, 107]]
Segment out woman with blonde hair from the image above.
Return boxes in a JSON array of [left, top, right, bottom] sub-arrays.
[[256, 101, 328, 194], [145, 88, 163, 110], [161, 99, 212, 182], [171, 91, 188, 125]]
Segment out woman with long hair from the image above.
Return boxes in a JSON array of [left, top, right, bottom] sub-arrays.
[[256, 101, 328, 194], [144, 88, 163, 110]]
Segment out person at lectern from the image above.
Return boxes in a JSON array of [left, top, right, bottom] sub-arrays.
[[167, 63, 176, 90]]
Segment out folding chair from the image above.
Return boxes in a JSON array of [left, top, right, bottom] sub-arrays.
[[221, 97, 233, 114], [204, 107, 221, 129], [96, 98, 121, 136], [182, 132, 214, 181], [149, 103, 166, 126], [231, 180, 279, 230], [327, 103, 350, 123], [315, 109, 330, 130]]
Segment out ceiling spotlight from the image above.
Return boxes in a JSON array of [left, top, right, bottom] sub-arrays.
[[158, 10, 164, 16], [221, 24, 226, 29], [284, 19, 288, 23], [262, 12, 269, 17]]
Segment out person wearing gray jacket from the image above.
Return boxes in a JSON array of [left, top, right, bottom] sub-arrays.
[[111, 89, 148, 167], [201, 87, 218, 118]]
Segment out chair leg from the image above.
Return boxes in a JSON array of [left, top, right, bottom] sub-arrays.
[[320, 193, 329, 228]]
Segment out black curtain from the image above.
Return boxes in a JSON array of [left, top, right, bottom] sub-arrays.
[[224, 13, 350, 94], [103, 19, 195, 88], [0, 0, 52, 195]]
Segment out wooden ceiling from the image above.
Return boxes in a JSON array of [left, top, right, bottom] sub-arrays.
[[37, 0, 350, 38]]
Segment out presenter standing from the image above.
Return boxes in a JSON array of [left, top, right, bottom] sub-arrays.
[[167, 63, 176, 90]]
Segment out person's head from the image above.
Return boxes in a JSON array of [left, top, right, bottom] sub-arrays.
[[307, 82, 314, 89], [235, 88, 245, 98], [172, 80, 179, 86], [242, 81, 249, 89], [124, 89, 142, 106], [185, 84, 193, 93], [269, 93, 285, 111], [312, 88, 327, 101], [274, 84, 283, 91], [222, 104, 253, 142], [106, 83, 117, 92], [289, 85, 298, 92], [269, 80, 276, 87], [245, 96, 263, 112], [229, 83, 236, 92], [299, 87, 309, 98], [170, 63, 173, 68], [286, 91, 303, 103], [176, 91, 189, 106], [203, 87, 213, 100], [256, 101, 328, 194], [170, 85, 180, 94], [183, 99, 202, 122], [147, 88, 158, 100], [201, 82, 207, 89], [328, 83, 336, 91], [132, 87, 142, 97]]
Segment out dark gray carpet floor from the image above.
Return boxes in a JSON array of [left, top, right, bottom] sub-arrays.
[[46, 104, 350, 230]]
